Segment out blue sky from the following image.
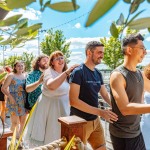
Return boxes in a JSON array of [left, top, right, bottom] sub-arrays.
[[1, 0, 150, 68]]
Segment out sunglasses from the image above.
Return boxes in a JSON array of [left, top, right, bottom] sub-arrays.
[[53, 56, 64, 61]]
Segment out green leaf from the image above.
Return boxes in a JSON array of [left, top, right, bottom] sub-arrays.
[[129, 3, 139, 14], [0, 72, 7, 81], [129, 0, 144, 14], [64, 135, 75, 150], [110, 23, 119, 38], [0, 14, 22, 27], [0, 37, 25, 47], [140, 0, 145, 3], [116, 13, 124, 25], [25, 30, 38, 39], [0, 3, 11, 11], [7, 0, 36, 9], [125, 9, 145, 27], [41, 0, 51, 12], [0, 37, 16, 45], [15, 23, 42, 37], [11, 38, 24, 48], [47, 2, 79, 12], [123, 0, 131, 3], [14, 18, 28, 30], [128, 17, 150, 30], [9, 127, 16, 150], [72, 0, 77, 10], [85, 0, 118, 27], [0, 36, 4, 41], [15, 102, 38, 150], [147, 0, 150, 3], [40, 0, 43, 6], [148, 28, 150, 32]]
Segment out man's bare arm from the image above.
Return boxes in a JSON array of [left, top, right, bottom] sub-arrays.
[[69, 83, 118, 123], [110, 71, 150, 116]]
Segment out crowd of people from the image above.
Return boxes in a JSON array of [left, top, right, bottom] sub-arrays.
[[0, 33, 150, 150]]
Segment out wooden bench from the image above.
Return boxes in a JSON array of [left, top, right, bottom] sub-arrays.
[[0, 129, 13, 150]]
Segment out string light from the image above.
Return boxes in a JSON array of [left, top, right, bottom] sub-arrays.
[[39, 10, 91, 33]]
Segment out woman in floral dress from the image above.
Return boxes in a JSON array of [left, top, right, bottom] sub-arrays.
[[2, 61, 27, 139]]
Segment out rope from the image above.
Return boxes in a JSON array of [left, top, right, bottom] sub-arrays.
[[30, 136, 67, 150], [30, 136, 91, 150]]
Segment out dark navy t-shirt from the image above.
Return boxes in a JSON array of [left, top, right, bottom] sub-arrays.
[[69, 64, 104, 121]]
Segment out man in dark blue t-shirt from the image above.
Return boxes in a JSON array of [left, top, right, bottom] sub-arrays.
[[69, 41, 118, 150]]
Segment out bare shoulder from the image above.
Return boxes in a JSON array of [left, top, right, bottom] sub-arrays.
[[110, 71, 126, 88], [110, 71, 124, 82], [6, 73, 14, 79]]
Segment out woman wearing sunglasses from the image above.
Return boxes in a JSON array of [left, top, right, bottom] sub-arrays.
[[24, 51, 78, 148]]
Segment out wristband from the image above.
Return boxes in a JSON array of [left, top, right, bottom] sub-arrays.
[[65, 71, 69, 76]]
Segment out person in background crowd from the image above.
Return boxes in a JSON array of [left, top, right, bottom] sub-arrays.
[[0, 67, 7, 127], [24, 51, 78, 148], [2, 61, 27, 139], [5, 66, 13, 73], [25, 55, 49, 111], [109, 33, 150, 150], [140, 63, 150, 150], [69, 41, 118, 150]]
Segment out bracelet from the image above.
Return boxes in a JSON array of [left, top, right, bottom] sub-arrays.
[[65, 71, 69, 76]]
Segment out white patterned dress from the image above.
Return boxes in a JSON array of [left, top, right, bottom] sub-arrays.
[[24, 67, 70, 147]]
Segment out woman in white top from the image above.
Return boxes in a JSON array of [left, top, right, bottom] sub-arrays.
[[24, 51, 78, 147], [141, 63, 150, 150]]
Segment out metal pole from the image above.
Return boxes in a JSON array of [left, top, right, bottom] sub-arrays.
[[2, 46, 5, 67], [38, 30, 40, 56]]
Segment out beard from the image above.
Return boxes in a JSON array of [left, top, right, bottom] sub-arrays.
[[91, 57, 101, 65], [39, 63, 49, 70]]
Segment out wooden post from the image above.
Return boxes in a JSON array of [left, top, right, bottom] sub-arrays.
[[0, 130, 13, 150], [58, 115, 87, 149]]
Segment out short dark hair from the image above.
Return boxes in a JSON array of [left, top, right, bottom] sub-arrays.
[[122, 33, 144, 55], [85, 41, 104, 55]]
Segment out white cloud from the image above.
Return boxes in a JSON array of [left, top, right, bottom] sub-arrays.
[[67, 37, 102, 66], [107, 31, 111, 36], [4, 7, 41, 20], [0, 39, 40, 63], [139, 29, 149, 35], [74, 23, 81, 29], [146, 36, 150, 42], [67, 37, 102, 50]]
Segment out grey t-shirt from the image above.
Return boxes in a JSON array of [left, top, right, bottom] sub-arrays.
[[109, 66, 144, 138]]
